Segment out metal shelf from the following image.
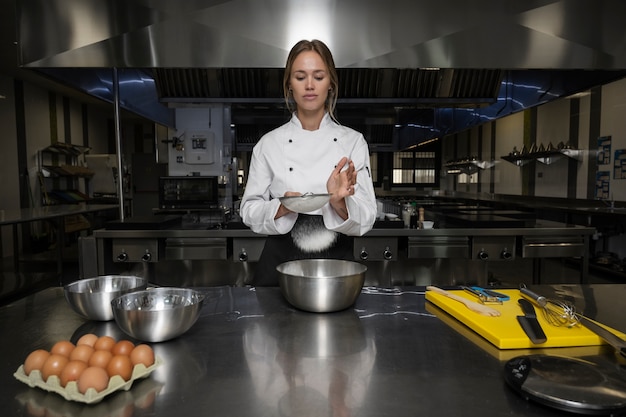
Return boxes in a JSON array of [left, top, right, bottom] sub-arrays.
[[444, 159, 497, 175], [501, 149, 583, 166], [37, 143, 93, 206]]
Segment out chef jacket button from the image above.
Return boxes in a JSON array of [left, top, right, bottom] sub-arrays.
[[288, 139, 292, 143], [333, 138, 337, 142], [289, 167, 293, 171]]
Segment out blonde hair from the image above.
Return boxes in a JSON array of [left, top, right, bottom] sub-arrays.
[[283, 39, 339, 121]]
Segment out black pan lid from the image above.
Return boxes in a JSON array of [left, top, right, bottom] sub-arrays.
[[504, 354, 626, 415]]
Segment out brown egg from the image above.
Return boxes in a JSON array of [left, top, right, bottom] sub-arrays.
[[50, 340, 75, 357], [23, 349, 50, 376], [94, 335, 116, 351], [77, 366, 110, 393], [76, 333, 98, 347], [41, 354, 69, 382], [88, 349, 112, 368], [59, 360, 88, 387], [129, 344, 155, 367], [106, 354, 133, 381], [111, 340, 135, 356], [69, 344, 94, 363]]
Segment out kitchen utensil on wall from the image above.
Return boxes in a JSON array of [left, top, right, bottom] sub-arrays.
[[516, 299, 547, 344], [426, 286, 501, 317], [519, 284, 579, 327]]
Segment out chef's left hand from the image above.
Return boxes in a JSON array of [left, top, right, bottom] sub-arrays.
[[327, 157, 356, 219]]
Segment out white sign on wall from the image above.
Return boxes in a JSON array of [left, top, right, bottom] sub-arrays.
[[184, 131, 215, 165], [168, 106, 224, 176]]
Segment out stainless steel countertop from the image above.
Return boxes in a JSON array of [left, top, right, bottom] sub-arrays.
[[92, 218, 595, 239], [2, 284, 625, 417], [0, 204, 118, 226]]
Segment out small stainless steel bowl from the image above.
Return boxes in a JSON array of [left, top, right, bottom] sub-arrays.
[[64, 275, 148, 321], [277, 259, 367, 313], [111, 287, 204, 342]]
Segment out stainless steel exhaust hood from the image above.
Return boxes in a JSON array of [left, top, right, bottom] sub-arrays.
[[16, 0, 626, 147], [152, 68, 503, 107]]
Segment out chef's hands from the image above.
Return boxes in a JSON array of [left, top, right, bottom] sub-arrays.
[[327, 157, 356, 197], [275, 157, 356, 220], [327, 157, 356, 220], [275, 191, 300, 219]]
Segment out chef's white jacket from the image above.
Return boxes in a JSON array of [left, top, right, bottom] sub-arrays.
[[241, 113, 377, 237]]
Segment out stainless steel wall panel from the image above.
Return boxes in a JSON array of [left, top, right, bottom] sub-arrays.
[[16, 0, 626, 70]]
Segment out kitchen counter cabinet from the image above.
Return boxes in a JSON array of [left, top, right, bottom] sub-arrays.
[[2, 284, 625, 417], [91, 219, 595, 284]]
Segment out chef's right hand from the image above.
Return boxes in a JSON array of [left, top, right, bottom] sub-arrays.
[[275, 191, 300, 219]]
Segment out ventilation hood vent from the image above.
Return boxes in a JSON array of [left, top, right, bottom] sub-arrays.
[[154, 68, 503, 107]]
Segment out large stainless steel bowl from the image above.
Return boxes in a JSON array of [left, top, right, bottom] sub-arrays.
[[64, 275, 148, 321], [277, 259, 367, 313], [111, 287, 204, 342]]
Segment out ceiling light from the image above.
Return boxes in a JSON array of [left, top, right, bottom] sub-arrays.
[[565, 91, 591, 99]]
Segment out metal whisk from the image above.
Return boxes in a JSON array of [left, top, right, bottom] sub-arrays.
[[519, 284, 580, 327]]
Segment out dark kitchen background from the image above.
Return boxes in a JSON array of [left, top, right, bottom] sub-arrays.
[[2, 0, 626, 289]]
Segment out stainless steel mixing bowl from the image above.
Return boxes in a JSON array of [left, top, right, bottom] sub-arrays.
[[64, 275, 148, 321], [111, 287, 204, 342], [276, 259, 367, 313]]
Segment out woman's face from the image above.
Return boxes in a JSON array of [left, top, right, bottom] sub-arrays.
[[288, 50, 331, 115]]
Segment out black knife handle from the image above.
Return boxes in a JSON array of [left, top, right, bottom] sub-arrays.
[[517, 299, 547, 344], [518, 298, 538, 318]]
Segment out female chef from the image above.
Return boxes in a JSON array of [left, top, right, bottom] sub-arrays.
[[240, 39, 377, 286]]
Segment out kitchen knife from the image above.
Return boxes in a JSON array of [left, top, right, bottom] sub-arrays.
[[578, 315, 626, 359], [517, 298, 547, 344]]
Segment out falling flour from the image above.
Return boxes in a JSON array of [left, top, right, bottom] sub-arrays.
[[291, 216, 338, 252]]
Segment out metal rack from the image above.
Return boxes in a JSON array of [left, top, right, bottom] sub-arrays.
[[501, 144, 583, 166], [37, 143, 94, 206], [444, 158, 497, 175]]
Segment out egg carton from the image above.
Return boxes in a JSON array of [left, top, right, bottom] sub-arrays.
[[13, 356, 162, 404]]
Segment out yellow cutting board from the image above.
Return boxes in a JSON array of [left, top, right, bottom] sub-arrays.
[[425, 289, 622, 349]]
